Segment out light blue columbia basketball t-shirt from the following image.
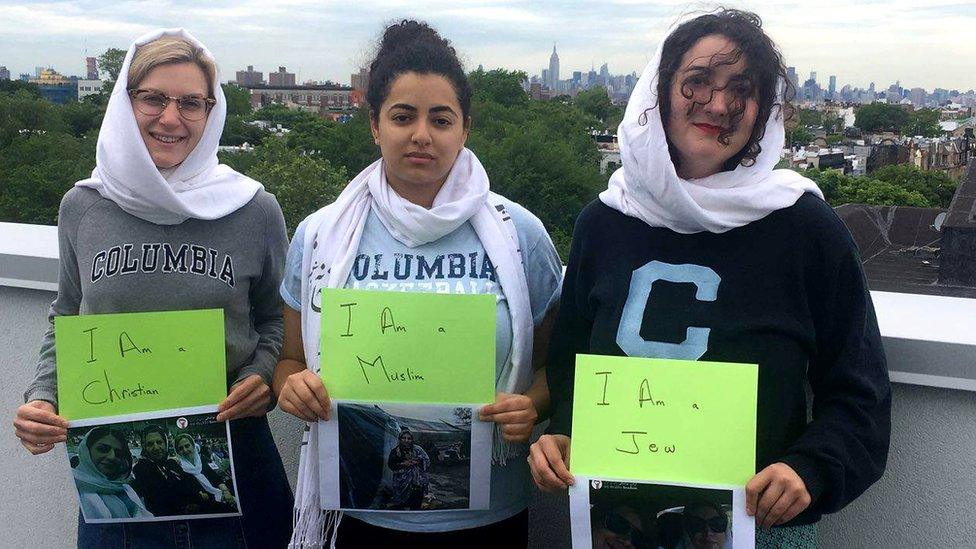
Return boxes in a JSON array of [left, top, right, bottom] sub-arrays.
[[280, 198, 562, 532]]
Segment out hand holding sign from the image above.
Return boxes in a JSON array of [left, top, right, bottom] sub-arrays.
[[278, 369, 331, 422], [480, 392, 538, 443], [747, 462, 811, 528], [217, 374, 272, 422], [13, 400, 68, 455], [528, 434, 573, 491]]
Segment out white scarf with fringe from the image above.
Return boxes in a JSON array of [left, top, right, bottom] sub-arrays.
[[289, 148, 533, 548]]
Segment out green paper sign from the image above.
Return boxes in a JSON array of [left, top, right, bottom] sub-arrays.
[[570, 354, 758, 486], [320, 288, 495, 404], [55, 309, 227, 420]]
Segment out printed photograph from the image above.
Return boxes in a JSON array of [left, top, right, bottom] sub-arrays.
[[588, 480, 733, 549], [67, 410, 240, 523], [337, 402, 473, 511]]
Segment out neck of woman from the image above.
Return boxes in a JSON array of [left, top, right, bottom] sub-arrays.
[[675, 157, 723, 180]]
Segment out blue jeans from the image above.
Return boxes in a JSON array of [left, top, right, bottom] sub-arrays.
[[78, 415, 294, 549]]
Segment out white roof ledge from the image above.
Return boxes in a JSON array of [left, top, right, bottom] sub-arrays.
[[1, 223, 974, 390]]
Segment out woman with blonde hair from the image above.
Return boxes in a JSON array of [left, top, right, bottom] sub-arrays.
[[14, 29, 292, 547]]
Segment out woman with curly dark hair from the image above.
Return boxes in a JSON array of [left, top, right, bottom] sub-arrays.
[[530, 9, 890, 548]]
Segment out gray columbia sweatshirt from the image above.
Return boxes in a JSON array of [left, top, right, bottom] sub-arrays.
[[24, 186, 288, 406]]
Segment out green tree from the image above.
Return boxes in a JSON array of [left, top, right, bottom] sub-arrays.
[[822, 113, 844, 134], [872, 164, 957, 208], [249, 103, 320, 128], [606, 105, 625, 131], [467, 84, 606, 258], [796, 109, 823, 127], [0, 90, 69, 147], [788, 127, 814, 147], [855, 103, 910, 133], [574, 87, 613, 126], [221, 115, 269, 146], [60, 101, 105, 137], [0, 80, 42, 97], [903, 108, 941, 138], [288, 109, 378, 176], [242, 137, 348, 234], [801, 168, 930, 208], [468, 68, 528, 107], [0, 132, 97, 224], [221, 83, 252, 117], [97, 48, 126, 82]]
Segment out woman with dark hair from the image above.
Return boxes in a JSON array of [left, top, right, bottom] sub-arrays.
[[73, 427, 151, 520], [678, 501, 730, 549], [385, 428, 431, 510], [174, 433, 236, 508], [529, 9, 890, 548], [274, 19, 561, 548]]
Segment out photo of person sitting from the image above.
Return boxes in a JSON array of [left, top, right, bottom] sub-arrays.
[[174, 434, 236, 510], [385, 428, 431, 510], [131, 424, 215, 516], [72, 427, 152, 520]]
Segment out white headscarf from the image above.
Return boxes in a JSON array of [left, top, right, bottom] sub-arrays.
[[76, 28, 261, 225], [72, 428, 152, 520], [175, 435, 224, 501], [289, 148, 533, 548], [600, 16, 823, 234]]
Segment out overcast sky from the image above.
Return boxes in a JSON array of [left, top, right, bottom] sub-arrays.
[[2, 0, 974, 92]]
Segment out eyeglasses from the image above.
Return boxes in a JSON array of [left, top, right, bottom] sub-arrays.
[[128, 89, 216, 121], [685, 515, 728, 535]]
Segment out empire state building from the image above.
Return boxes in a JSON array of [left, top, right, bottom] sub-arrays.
[[548, 44, 560, 91]]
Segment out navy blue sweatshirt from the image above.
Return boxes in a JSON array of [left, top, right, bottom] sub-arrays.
[[546, 195, 891, 525]]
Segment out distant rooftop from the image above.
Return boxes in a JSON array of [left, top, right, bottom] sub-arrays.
[[243, 83, 353, 91], [836, 161, 976, 298]]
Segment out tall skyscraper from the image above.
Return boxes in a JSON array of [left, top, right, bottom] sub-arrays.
[[86, 57, 98, 80], [828, 75, 837, 99], [809, 71, 817, 85], [0, 66, 9, 81], [787, 66, 799, 90], [599, 62, 609, 87], [548, 44, 560, 91]]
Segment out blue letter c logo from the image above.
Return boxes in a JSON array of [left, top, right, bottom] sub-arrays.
[[615, 261, 720, 360]]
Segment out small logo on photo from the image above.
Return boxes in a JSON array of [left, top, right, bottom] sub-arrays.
[[176, 417, 188, 429], [591, 480, 603, 490]]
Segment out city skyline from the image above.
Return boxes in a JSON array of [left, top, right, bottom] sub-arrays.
[[2, 0, 975, 92]]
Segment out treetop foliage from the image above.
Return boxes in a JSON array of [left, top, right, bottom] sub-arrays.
[[0, 66, 960, 259], [97, 48, 127, 83]]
